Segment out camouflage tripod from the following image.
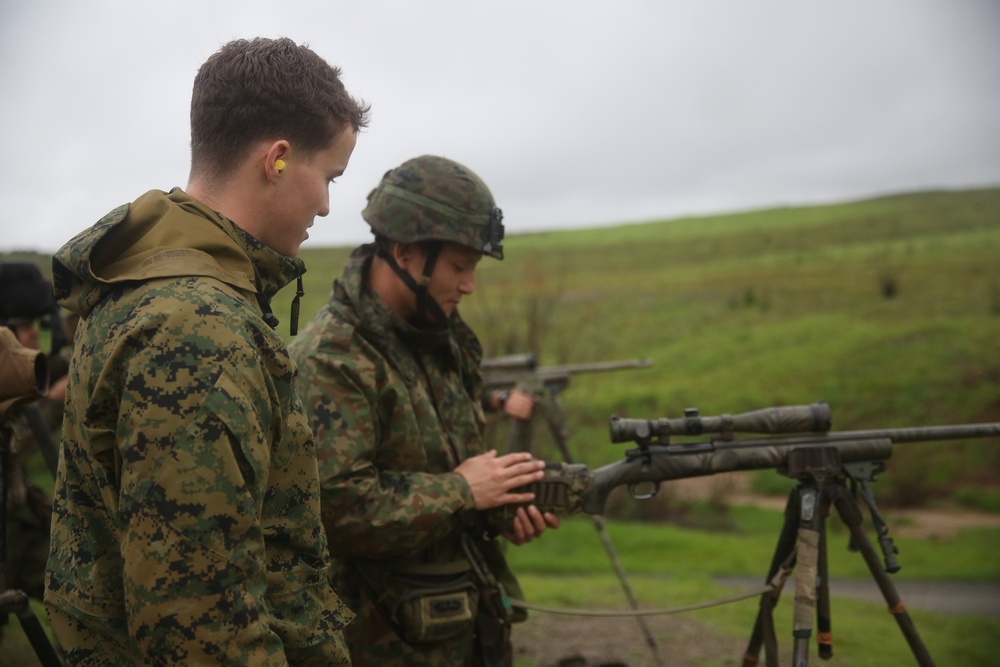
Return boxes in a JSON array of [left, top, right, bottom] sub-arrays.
[[742, 446, 934, 667]]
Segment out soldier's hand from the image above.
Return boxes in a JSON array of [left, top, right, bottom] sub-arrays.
[[504, 505, 560, 546], [503, 389, 535, 421], [48, 374, 68, 402], [455, 450, 545, 510]]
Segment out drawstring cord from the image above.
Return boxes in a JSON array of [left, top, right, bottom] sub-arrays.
[[290, 275, 304, 336], [255, 274, 305, 336]]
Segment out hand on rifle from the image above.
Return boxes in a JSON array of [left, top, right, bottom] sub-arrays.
[[504, 505, 560, 546], [455, 450, 559, 544], [456, 450, 545, 509]]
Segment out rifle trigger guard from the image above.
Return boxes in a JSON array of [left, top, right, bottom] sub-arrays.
[[628, 480, 660, 501]]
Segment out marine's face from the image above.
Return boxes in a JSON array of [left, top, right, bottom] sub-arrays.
[[265, 130, 358, 257], [424, 242, 482, 318]]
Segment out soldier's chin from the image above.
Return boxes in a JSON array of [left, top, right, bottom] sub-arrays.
[[284, 233, 309, 257]]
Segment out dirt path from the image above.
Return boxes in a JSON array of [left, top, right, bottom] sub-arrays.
[[512, 613, 746, 667], [511, 578, 1000, 667]]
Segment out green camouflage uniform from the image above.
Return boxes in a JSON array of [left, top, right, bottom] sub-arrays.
[[290, 244, 521, 666], [0, 262, 61, 607], [2, 406, 54, 600], [45, 188, 352, 666]]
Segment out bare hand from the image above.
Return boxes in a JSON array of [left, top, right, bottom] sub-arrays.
[[455, 450, 545, 510], [47, 374, 68, 402], [504, 505, 560, 546], [503, 389, 535, 421]]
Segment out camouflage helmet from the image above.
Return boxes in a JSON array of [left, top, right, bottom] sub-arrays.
[[0, 262, 53, 325], [362, 155, 505, 259]]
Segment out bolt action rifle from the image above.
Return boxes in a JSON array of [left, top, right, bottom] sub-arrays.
[[488, 402, 1000, 667], [481, 353, 653, 393], [481, 353, 652, 457]]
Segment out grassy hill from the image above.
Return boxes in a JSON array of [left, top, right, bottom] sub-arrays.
[[4, 187, 998, 666], [7, 186, 999, 506], [280, 186, 1000, 509]]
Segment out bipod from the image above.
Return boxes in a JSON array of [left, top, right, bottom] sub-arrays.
[[740, 444, 934, 667], [507, 383, 666, 667], [1, 422, 64, 667]]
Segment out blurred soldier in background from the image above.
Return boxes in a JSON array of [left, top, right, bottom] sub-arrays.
[[0, 261, 60, 602], [290, 155, 557, 666]]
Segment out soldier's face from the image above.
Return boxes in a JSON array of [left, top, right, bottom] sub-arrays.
[[264, 130, 358, 256], [13, 322, 39, 350], [425, 242, 482, 317]]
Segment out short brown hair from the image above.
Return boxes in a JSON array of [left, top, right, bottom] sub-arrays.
[[190, 37, 369, 180]]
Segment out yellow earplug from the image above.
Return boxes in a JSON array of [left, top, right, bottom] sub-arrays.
[[274, 159, 286, 171]]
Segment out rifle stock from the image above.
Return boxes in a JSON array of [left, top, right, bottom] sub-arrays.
[[585, 437, 900, 515]]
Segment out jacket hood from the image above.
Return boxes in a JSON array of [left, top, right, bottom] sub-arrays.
[[53, 188, 305, 318]]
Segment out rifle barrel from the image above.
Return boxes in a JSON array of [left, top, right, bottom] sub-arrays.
[[480, 353, 537, 372], [684, 422, 1000, 451], [483, 358, 652, 389]]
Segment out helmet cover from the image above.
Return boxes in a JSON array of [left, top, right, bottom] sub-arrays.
[[362, 155, 504, 259]]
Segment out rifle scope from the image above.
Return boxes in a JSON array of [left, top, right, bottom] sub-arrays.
[[609, 402, 832, 444]]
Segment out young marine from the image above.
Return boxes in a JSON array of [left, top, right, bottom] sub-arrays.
[[45, 37, 368, 666], [290, 155, 559, 666]]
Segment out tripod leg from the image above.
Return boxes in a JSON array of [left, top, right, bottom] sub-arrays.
[[1, 590, 64, 667], [743, 486, 801, 667], [506, 417, 534, 454], [816, 495, 833, 660], [830, 487, 936, 667], [588, 515, 666, 666], [792, 521, 820, 667]]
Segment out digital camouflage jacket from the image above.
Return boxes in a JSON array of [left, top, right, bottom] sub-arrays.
[[46, 189, 351, 666], [290, 244, 519, 666]]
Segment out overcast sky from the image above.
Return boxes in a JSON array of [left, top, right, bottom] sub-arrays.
[[1, 0, 998, 253]]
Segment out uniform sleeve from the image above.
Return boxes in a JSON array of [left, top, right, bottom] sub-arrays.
[[113, 301, 286, 664], [294, 333, 475, 561]]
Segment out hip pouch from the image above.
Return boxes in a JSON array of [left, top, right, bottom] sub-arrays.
[[367, 564, 481, 645]]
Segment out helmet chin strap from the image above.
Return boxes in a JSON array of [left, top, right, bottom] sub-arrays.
[[375, 241, 449, 327]]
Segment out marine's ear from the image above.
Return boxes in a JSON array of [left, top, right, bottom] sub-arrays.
[[265, 140, 291, 182]]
